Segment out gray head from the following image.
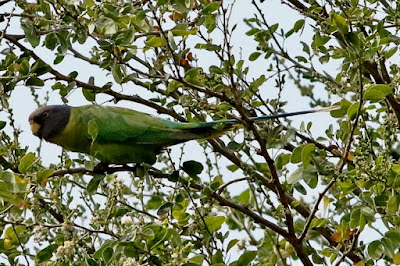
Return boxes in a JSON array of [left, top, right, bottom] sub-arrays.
[[28, 105, 71, 140]]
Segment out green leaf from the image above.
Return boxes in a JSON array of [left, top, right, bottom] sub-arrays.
[[0, 121, 6, 130], [18, 152, 36, 174], [23, 24, 40, 47], [301, 144, 315, 168], [249, 75, 266, 91], [210, 176, 223, 190], [385, 47, 398, 59], [124, 245, 138, 258], [237, 251, 257, 266], [392, 164, 400, 174], [303, 166, 318, 189], [287, 165, 317, 185], [19, 60, 30, 75], [204, 14, 217, 33], [368, 240, 384, 260], [310, 218, 329, 229], [234, 189, 250, 204], [291, 146, 303, 163], [347, 102, 361, 120], [330, 100, 351, 118], [87, 174, 105, 194], [381, 237, 395, 258], [4, 225, 28, 247], [394, 252, 400, 265], [147, 195, 163, 209], [294, 182, 307, 195], [312, 253, 325, 264], [26, 77, 44, 87], [96, 16, 117, 35], [332, 14, 348, 34], [113, 28, 135, 45], [36, 244, 58, 262], [88, 120, 98, 141], [287, 166, 303, 184], [195, 43, 221, 51], [227, 141, 242, 151], [147, 226, 169, 249], [157, 202, 173, 216], [202, 2, 220, 14], [212, 249, 223, 264], [111, 64, 124, 84], [182, 160, 203, 176], [275, 153, 291, 170], [103, 247, 113, 263], [227, 164, 239, 172], [189, 254, 204, 264], [385, 230, 400, 246], [145, 36, 167, 47], [44, 32, 58, 50], [293, 19, 305, 32], [93, 241, 117, 259], [55, 30, 69, 54], [364, 84, 393, 101], [36, 169, 54, 186], [54, 55, 64, 65], [184, 68, 205, 86], [227, 239, 239, 252], [168, 171, 179, 182], [249, 52, 261, 61], [170, 24, 198, 36], [387, 195, 400, 215], [204, 216, 225, 232], [82, 88, 96, 102], [141, 227, 155, 240]]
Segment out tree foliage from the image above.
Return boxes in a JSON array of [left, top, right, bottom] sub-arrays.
[[1, 0, 400, 265]]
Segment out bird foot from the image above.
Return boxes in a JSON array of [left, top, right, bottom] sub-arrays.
[[93, 162, 109, 174]]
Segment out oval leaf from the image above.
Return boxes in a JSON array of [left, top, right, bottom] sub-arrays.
[[204, 216, 225, 232], [237, 251, 257, 266]]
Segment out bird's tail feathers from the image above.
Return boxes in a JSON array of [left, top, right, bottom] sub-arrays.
[[250, 105, 340, 122], [177, 106, 339, 140], [186, 105, 339, 128]]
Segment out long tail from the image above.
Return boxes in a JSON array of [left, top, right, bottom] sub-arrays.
[[181, 106, 339, 130], [250, 105, 339, 122]]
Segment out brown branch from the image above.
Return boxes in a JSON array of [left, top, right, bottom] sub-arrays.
[[217, 177, 248, 194], [189, 181, 290, 238], [0, 218, 119, 239], [0, 0, 12, 7], [38, 198, 64, 223], [72, 222, 119, 239]]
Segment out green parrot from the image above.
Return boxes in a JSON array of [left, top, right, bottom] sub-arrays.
[[29, 105, 335, 164]]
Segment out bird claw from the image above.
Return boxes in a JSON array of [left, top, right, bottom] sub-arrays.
[[93, 162, 109, 174]]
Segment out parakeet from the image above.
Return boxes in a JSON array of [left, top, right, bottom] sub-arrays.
[[29, 105, 335, 164]]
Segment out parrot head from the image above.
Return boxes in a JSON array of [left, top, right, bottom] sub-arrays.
[[29, 105, 71, 140]]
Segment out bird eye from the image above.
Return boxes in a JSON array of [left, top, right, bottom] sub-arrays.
[[42, 112, 49, 118]]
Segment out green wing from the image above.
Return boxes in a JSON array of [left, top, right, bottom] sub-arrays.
[[76, 105, 225, 147]]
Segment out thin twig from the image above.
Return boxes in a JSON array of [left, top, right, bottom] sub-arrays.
[[12, 224, 30, 265]]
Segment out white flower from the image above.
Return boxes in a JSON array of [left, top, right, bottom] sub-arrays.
[[123, 257, 138, 266], [56, 241, 75, 258], [121, 215, 134, 226]]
